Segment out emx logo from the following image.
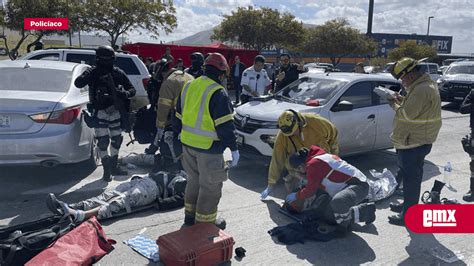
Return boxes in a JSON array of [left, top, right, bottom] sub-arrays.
[[405, 204, 474, 233], [423, 209, 456, 227]]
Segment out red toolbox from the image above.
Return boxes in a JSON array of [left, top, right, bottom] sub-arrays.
[[157, 223, 234, 266]]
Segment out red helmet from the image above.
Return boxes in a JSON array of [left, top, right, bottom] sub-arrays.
[[204, 53, 229, 72]]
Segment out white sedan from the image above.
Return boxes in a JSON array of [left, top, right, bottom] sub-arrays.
[[0, 60, 97, 166], [234, 72, 402, 157]]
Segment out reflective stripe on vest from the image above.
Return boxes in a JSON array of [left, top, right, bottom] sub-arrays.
[[180, 77, 222, 149]]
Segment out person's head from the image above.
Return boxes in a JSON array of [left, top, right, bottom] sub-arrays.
[[204, 52, 229, 84], [278, 109, 306, 137], [190, 52, 204, 68], [165, 47, 171, 55], [168, 175, 187, 195], [177, 58, 183, 66], [95, 45, 115, 72], [235, 56, 240, 64], [355, 62, 365, 73], [34, 41, 44, 51], [154, 58, 173, 80], [390, 57, 426, 88], [289, 147, 310, 172], [145, 57, 153, 66], [253, 55, 266, 72], [280, 53, 291, 68]]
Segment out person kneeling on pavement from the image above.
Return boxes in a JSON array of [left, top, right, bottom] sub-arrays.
[[46, 171, 187, 223], [273, 146, 375, 243], [261, 110, 339, 199]]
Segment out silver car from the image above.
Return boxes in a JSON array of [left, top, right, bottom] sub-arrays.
[[0, 60, 97, 166], [234, 72, 402, 157]]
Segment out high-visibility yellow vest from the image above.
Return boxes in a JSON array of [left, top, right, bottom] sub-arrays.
[[179, 76, 223, 149]]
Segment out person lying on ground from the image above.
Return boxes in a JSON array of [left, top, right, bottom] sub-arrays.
[[46, 171, 187, 223]]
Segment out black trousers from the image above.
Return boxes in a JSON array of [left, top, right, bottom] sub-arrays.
[[397, 144, 432, 214]]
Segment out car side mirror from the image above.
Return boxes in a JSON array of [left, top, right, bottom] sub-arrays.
[[331, 100, 353, 112]]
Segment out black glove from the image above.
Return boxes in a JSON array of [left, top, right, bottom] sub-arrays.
[[86, 103, 94, 113], [145, 144, 159, 154]]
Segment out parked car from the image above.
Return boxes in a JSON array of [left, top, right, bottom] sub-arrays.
[[234, 72, 402, 158], [437, 61, 474, 102], [19, 48, 150, 111], [305, 62, 334, 72], [382, 62, 440, 82], [0, 47, 7, 56], [0, 60, 98, 166]]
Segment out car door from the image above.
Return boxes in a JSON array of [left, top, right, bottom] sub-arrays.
[[373, 81, 401, 149], [328, 81, 377, 155]]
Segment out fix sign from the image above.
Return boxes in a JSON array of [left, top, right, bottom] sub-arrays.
[[405, 204, 474, 233]]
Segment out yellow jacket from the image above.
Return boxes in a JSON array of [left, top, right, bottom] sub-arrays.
[[390, 74, 442, 149], [267, 113, 339, 186], [156, 70, 194, 129]]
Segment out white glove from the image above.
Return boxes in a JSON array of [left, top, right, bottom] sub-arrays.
[[230, 150, 240, 168], [260, 185, 273, 200], [153, 128, 164, 146]]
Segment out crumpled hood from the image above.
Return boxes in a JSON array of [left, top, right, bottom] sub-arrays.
[[235, 99, 321, 121]]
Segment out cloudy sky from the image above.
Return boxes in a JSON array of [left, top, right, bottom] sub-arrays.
[[128, 0, 473, 54]]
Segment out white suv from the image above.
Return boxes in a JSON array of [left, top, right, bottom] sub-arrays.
[[20, 48, 150, 111], [234, 72, 402, 158]]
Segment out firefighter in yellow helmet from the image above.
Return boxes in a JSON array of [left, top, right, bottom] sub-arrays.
[[386, 57, 442, 226], [260, 109, 339, 199]]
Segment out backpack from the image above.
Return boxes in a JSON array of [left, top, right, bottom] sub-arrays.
[[0, 215, 74, 266], [132, 106, 157, 144]]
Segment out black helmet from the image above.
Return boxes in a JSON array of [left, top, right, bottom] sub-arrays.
[[96, 45, 115, 60], [96, 45, 115, 71], [154, 58, 173, 78], [190, 52, 204, 63], [34, 41, 44, 50]]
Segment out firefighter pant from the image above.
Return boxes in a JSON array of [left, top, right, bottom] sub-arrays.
[[94, 106, 122, 158], [182, 146, 227, 223], [70, 177, 158, 220]]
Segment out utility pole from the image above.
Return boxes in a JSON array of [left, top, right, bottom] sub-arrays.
[[427, 16, 434, 36]]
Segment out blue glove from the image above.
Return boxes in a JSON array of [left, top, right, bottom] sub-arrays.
[[285, 192, 297, 203], [230, 150, 240, 168], [260, 186, 273, 200]]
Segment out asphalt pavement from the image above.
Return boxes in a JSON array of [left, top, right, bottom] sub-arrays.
[[1, 102, 473, 265]]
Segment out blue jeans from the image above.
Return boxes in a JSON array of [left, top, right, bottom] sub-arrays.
[[397, 144, 432, 213]]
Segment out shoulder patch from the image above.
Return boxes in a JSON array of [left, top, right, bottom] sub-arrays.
[[243, 72, 247, 77]]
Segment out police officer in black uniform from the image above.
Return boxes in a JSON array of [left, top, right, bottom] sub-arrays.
[[184, 52, 204, 78], [75, 45, 136, 182], [461, 89, 474, 202]]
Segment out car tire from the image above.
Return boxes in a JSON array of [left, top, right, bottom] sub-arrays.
[[85, 137, 100, 169]]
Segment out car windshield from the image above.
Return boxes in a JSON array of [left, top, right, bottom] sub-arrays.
[[0, 68, 72, 92], [446, 65, 474, 75], [276, 76, 347, 105]]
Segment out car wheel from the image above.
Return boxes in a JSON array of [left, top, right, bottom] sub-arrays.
[[86, 137, 100, 169]]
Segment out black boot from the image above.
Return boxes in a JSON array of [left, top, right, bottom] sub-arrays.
[[110, 155, 128, 176], [353, 202, 376, 225], [183, 214, 195, 228], [463, 178, 474, 202], [101, 156, 112, 182], [214, 217, 227, 230], [422, 180, 445, 204]]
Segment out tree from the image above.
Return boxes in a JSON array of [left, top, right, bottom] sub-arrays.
[[80, 0, 177, 48], [211, 6, 305, 52], [388, 40, 437, 61], [0, 0, 73, 60], [302, 18, 377, 67]]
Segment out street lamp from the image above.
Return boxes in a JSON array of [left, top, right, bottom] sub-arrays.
[[427, 16, 434, 36]]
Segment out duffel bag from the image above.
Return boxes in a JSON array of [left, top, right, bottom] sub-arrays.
[[0, 215, 74, 266], [26, 216, 115, 265]]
